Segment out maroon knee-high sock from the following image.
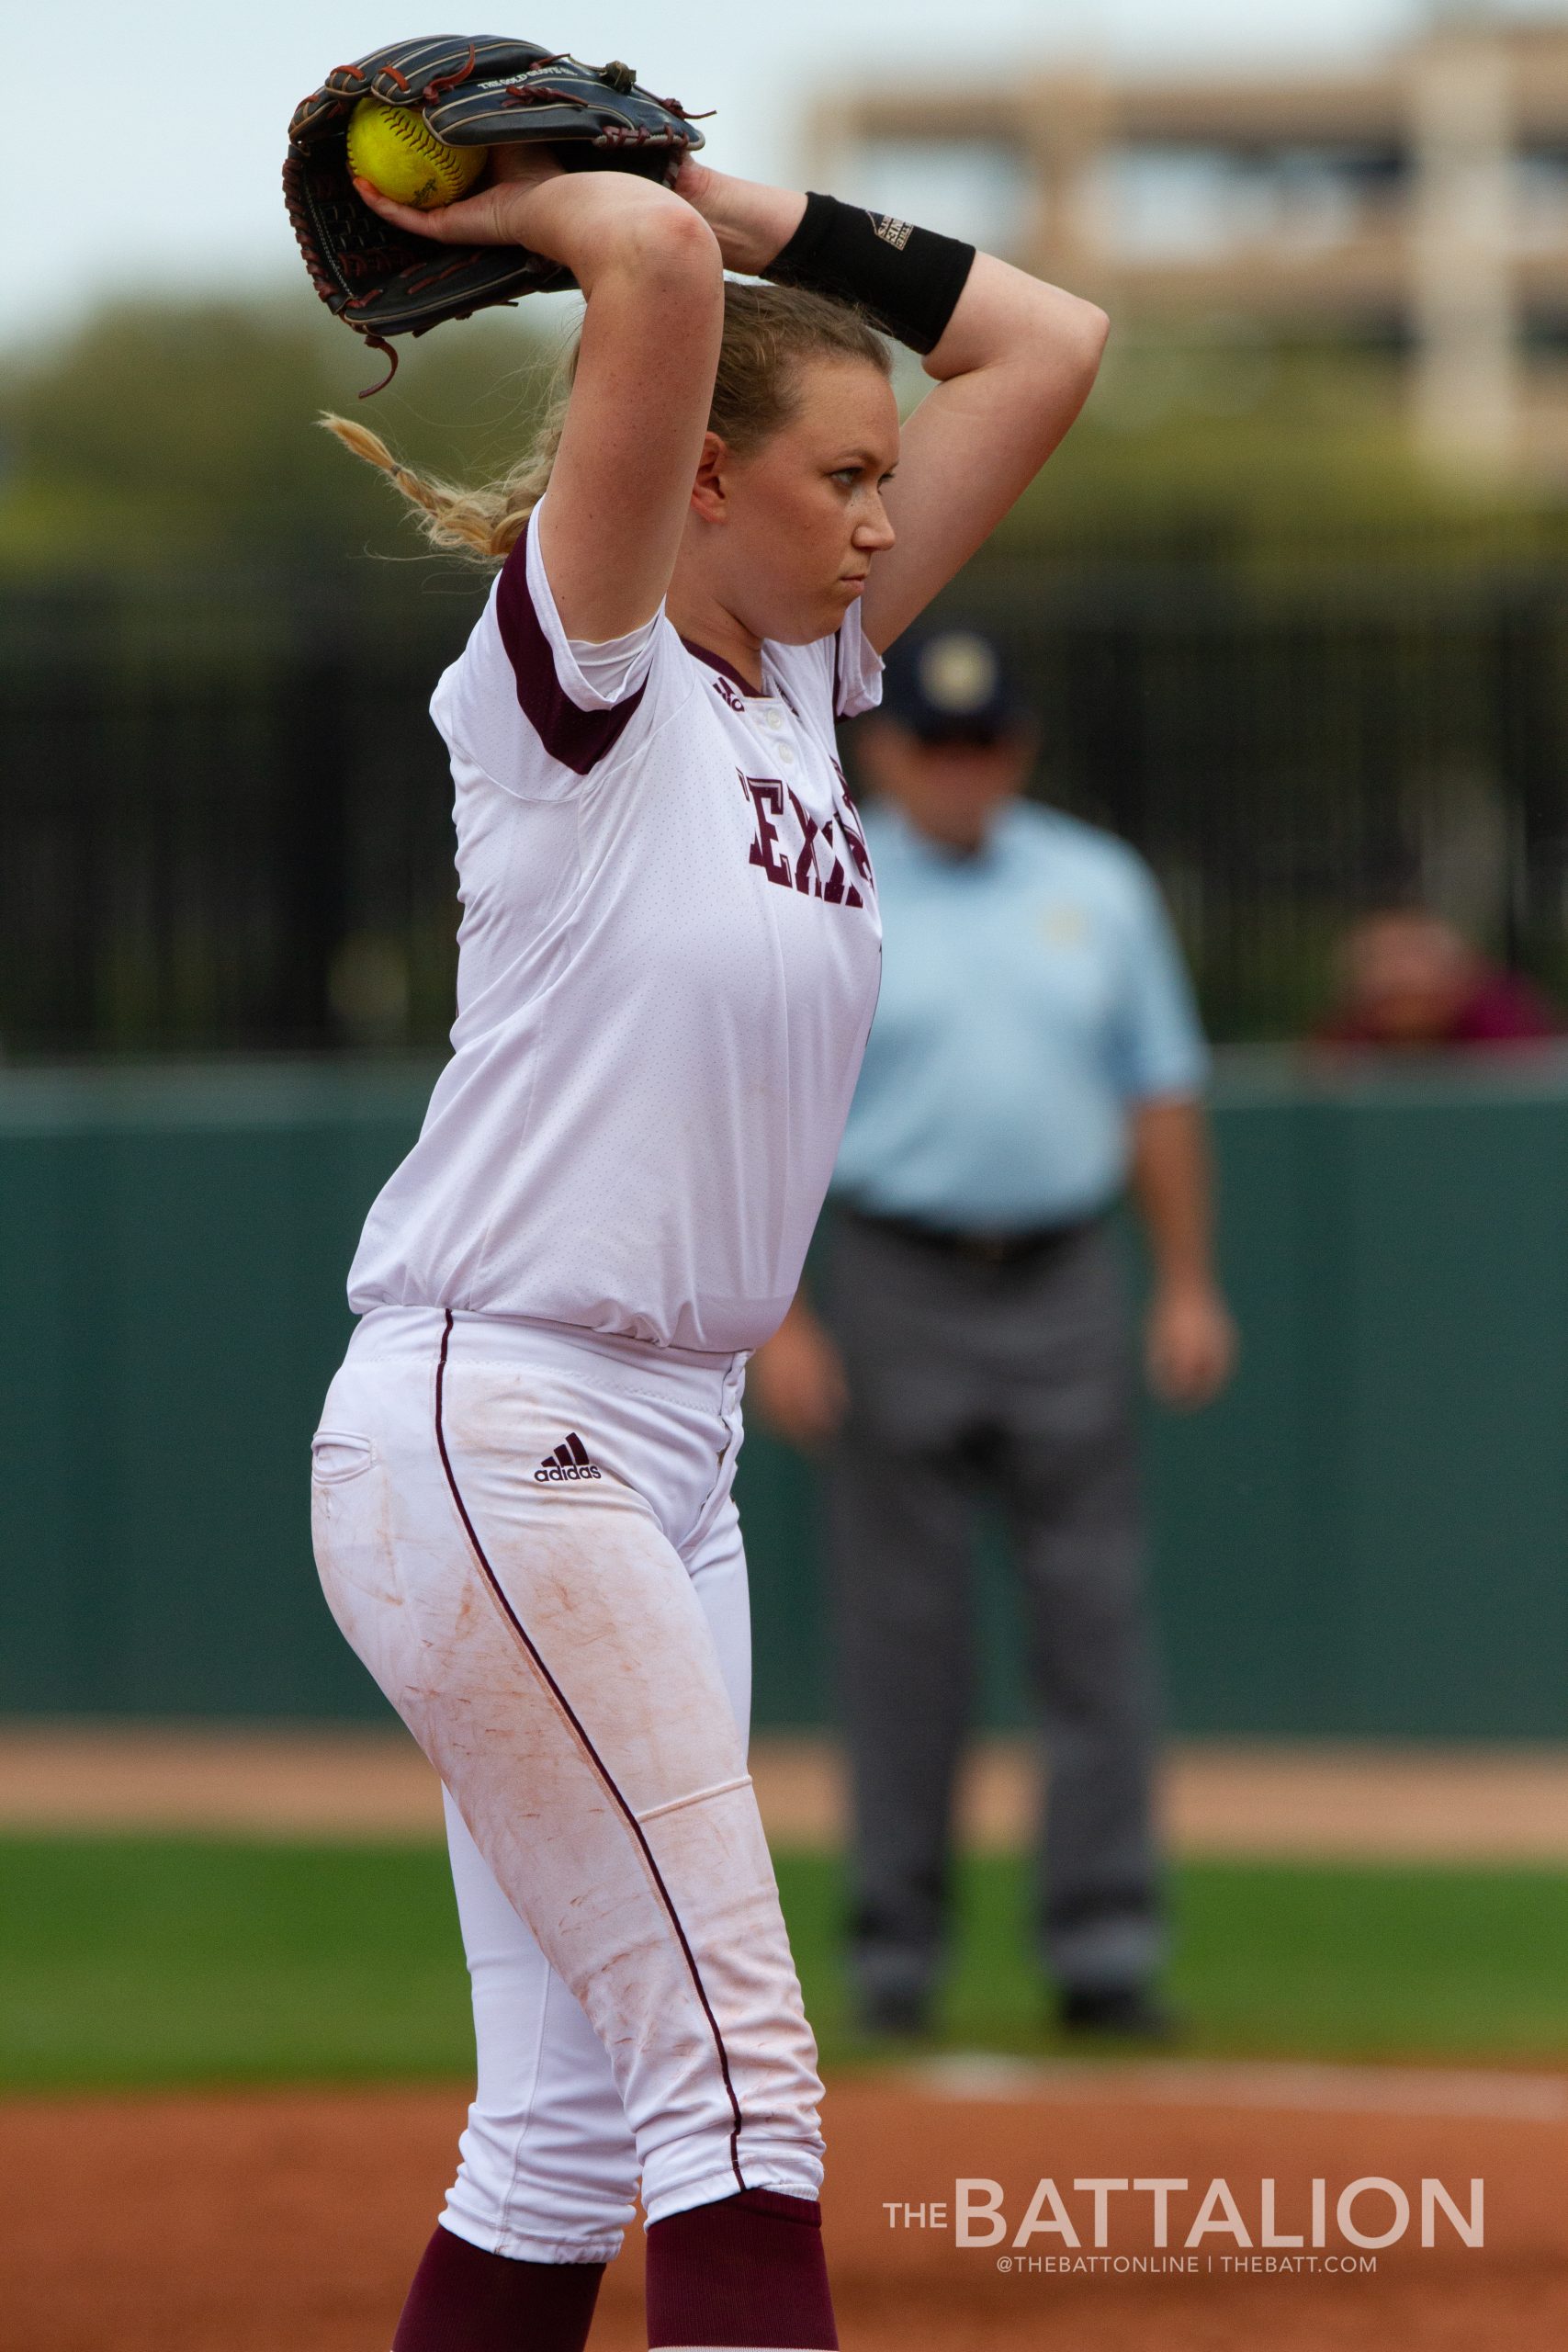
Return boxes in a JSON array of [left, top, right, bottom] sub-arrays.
[[645, 2188, 838, 2349], [391, 2224, 604, 2351]]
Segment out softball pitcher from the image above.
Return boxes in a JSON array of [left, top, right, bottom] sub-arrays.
[[299, 39, 1108, 2352]]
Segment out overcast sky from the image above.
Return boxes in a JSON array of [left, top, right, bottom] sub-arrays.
[[15, 1, 1568, 350]]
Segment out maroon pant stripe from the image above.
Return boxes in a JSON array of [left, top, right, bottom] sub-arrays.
[[432, 1311, 747, 2193]]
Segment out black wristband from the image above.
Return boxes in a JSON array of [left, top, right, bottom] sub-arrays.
[[761, 191, 976, 356]]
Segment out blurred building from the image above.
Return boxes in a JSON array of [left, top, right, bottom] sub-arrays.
[[810, 6, 1568, 475]]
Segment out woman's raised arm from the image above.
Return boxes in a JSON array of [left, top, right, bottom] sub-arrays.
[[355, 153, 724, 639], [675, 164, 1109, 652], [853, 255, 1109, 652]]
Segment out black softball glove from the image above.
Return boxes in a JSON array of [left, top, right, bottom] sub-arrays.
[[283, 35, 708, 389]]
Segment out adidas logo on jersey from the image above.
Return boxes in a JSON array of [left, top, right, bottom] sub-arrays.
[[534, 1432, 603, 1484]]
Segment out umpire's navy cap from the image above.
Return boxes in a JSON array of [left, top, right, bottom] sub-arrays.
[[878, 626, 1026, 743]]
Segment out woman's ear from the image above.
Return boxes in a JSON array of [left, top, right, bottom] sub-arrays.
[[689, 431, 730, 524]]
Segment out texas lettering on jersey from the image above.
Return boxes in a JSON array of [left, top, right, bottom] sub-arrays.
[[740, 767, 874, 910]]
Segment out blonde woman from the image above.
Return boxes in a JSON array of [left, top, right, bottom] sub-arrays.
[[310, 141, 1106, 2352]]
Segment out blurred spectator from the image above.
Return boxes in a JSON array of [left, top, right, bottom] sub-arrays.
[[750, 627, 1236, 2043], [1316, 907, 1560, 1051]]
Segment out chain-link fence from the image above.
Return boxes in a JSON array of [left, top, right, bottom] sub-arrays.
[[7, 561, 1568, 1054]]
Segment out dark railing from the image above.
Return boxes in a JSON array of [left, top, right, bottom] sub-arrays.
[[6, 562, 1568, 1052]]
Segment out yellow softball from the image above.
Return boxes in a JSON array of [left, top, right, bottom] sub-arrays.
[[346, 96, 488, 209]]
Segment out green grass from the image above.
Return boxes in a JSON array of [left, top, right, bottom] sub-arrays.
[[2, 1838, 1565, 2093], [0, 1840, 471, 2089], [786, 1850, 1568, 2065]]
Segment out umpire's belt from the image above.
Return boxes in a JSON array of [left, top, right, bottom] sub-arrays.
[[840, 1203, 1103, 1270]]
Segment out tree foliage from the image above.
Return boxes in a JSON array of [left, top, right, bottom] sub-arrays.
[[991, 328, 1568, 574], [0, 288, 570, 571], [4, 292, 1567, 579]]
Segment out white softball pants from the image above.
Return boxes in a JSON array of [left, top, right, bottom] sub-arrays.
[[310, 1306, 826, 2265]]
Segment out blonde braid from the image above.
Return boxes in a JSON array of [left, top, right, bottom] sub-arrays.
[[320, 394, 568, 561]]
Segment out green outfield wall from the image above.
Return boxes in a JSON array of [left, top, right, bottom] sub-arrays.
[[3, 1057, 1566, 1737]]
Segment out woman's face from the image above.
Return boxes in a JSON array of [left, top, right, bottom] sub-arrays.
[[694, 357, 901, 645]]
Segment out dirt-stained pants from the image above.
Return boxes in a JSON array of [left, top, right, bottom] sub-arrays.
[[310, 1305, 825, 2264]]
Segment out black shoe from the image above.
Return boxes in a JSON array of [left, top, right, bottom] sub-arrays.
[[1056, 1984, 1179, 2043], [856, 1984, 931, 2040]]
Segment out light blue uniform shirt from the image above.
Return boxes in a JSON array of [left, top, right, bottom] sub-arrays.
[[833, 799, 1209, 1231]]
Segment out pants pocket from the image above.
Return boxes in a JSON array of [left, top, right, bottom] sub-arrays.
[[310, 1430, 376, 1484], [311, 1430, 402, 1611]]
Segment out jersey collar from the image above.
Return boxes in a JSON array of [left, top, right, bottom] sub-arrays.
[[681, 637, 769, 699]]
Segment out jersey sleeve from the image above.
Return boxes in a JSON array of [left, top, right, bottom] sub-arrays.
[[766, 597, 885, 740], [831, 597, 885, 720], [429, 500, 669, 804], [1108, 857, 1212, 1101]]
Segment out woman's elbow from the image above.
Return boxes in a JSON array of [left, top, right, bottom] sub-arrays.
[[1032, 294, 1111, 417], [998, 277, 1110, 389], [1058, 294, 1111, 380], [587, 191, 722, 308], [624, 198, 723, 287]]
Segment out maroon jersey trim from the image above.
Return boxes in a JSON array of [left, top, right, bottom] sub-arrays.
[[496, 539, 649, 776], [680, 637, 761, 695]]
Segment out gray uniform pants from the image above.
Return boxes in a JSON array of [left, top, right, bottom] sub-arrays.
[[819, 1209, 1166, 2007]]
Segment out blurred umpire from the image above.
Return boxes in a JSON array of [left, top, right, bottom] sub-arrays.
[[750, 627, 1236, 2040]]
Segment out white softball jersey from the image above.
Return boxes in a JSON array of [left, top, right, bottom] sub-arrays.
[[346, 500, 885, 1352]]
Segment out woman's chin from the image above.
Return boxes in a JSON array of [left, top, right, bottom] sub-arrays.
[[821, 578, 867, 630], [763, 596, 857, 646]]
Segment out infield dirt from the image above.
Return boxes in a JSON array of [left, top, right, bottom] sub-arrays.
[[4, 2068, 1562, 2350], [5, 1726, 1568, 1860]]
